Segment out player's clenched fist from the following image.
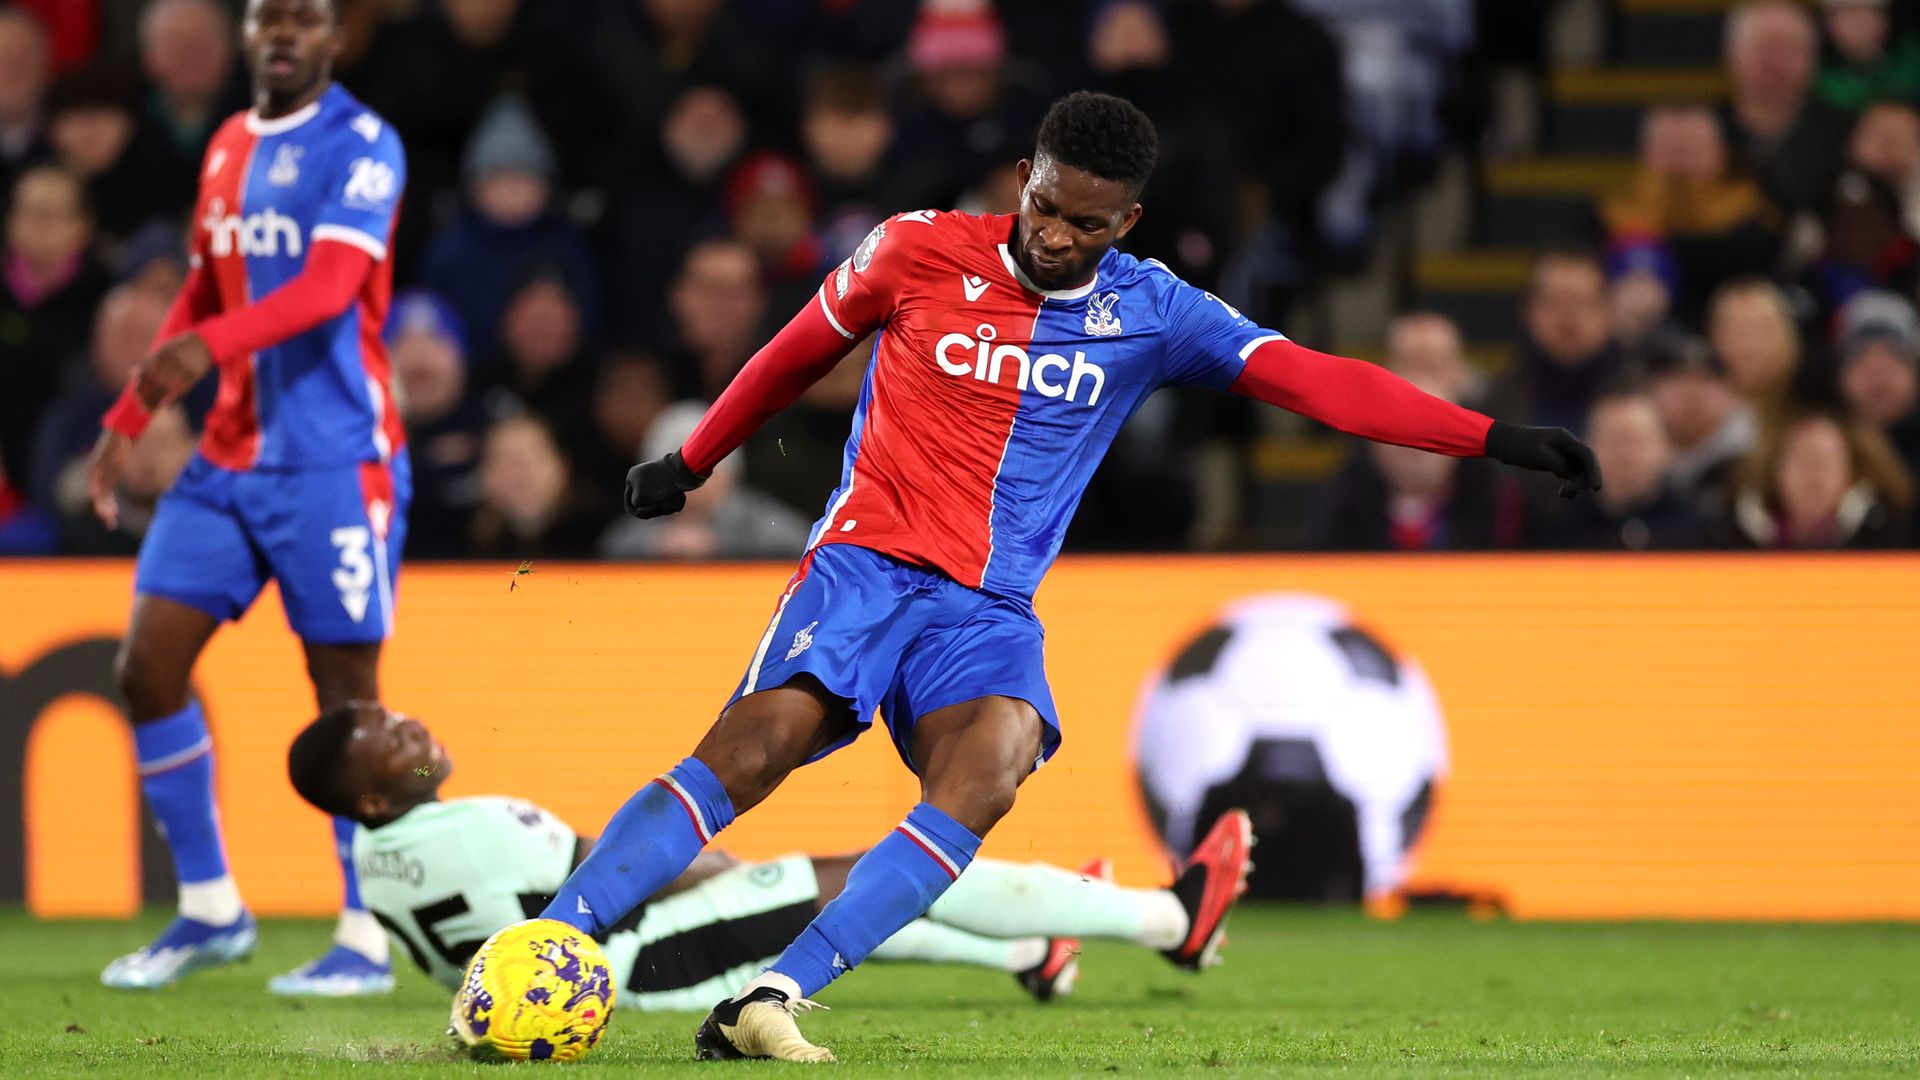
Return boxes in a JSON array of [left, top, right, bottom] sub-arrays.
[[625, 450, 706, 518], [1484, 421, 1603, 498]]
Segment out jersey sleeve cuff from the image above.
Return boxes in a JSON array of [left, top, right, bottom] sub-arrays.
[[102, 391, 152, 439], [312, 224, 389, 261], [816, 286, 856, 340]]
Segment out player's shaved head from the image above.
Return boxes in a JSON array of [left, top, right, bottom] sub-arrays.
[[288, 701, 449, 825]]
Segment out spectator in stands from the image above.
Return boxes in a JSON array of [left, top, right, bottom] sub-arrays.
[[1707, 276, 1803, 409], [1080, 0, 1237, 292], [802, 65, 900, 264], [1385, 311, 1483, 406], [1606, 242, 1686, 364], [0, 7, 51, 194], [114, 220, 187, 300], [1, 163, 106, 497], [388, 290, 489, 560], [575, 350, 672, 496], [1168, 0, 1347, 307], [1601, 104, 1781, 323], [954, 159, 1023, 216], [1646, 335, 1757, 510], [604, 84, 746, 344], [419, 95, 602, 364], [58, 403, 196, 555], [888, 0, 1048, 211], [28, 281, 165, 510], [1484, 251, 1619, 435], [136, 0, 242, 214], [354, 0, 618, 218], [10, 0, 97, 74], [476, 265, 597, 443], [1532, 388, 1709, 551], [1812, 0, 1920, 112], [600, 400, 810, 561], [611, 0, 779, 121], [725, 151, 823, 320], [1847, 100, 1920, 238], [1313, 369, 1523, 552], [1289, 0, 1473, 259], [1720, 406, 1912, 547], [667, 237, 767, 398], [1799, 167, 1920, 319], [468, 414, 606, 560], [1834, 290, 1920, 479], [44, 65, 165, 243], [1723, 0, 1851, 211]]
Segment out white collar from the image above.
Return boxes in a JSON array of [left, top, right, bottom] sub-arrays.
[[998, 243, 1100, 301], [245, 96, 324, 136]]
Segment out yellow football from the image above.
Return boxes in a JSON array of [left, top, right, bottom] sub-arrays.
[[449, 918, 616, 1062]]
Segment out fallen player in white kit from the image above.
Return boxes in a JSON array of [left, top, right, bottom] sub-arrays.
[[286, 701, 1253, 1007]]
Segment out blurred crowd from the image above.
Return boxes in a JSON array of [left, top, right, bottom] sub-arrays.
[[0, 0, 1913, 559], [1423, 0, 1920, 553]]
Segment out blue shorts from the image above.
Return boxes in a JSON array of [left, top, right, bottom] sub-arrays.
[[726, 542, 1060, 774], [135, 452, 411, 645]]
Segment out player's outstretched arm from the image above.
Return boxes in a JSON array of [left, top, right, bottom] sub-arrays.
[[1231, 339, 1602, 498], [623, 298, 853, 519]]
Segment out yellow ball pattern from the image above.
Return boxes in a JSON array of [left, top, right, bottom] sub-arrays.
[[449, 919, 616, 1063]]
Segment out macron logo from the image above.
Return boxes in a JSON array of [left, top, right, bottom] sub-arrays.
[[962, 274, 989, 302]]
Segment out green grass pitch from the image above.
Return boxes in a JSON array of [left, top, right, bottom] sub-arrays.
[[6, 907, 1917, 1077]]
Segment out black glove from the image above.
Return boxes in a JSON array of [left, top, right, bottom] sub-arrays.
[[1484, 420, 1603, 498], [624, 450, 705, 519]]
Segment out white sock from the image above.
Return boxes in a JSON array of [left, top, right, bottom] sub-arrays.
[[1136, 891, 1190, 951], [333, 908, 389, 964], [733, 969, 804, 1003], [926, 858, 1191, 948], [868, 917, 1029, 971], [178, 876, 244, 926]]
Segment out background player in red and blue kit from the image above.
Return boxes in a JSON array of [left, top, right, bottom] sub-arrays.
[[83, 0, 406, 996], [539, 93, 1599, 1061]]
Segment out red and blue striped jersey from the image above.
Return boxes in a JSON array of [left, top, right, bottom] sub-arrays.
[[190, 84, 406, 470], [812, 210, 1282, 599]]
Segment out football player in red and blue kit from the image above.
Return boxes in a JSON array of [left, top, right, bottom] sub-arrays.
[[85, 0, 406, 996], [541, 92, 1599, 1061]]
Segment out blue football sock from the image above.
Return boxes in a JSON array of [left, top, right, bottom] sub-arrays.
[[770, 803, 982, 997], [134, 702, 229, 884], [332, 816, 365, 911], [541, 757, 735, 936]]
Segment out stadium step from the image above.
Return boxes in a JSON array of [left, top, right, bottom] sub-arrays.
[[1610, 0, 1738, 65], [1542, 66, 1726, 154], [1476, 156, 1634, 247], [1410, 248, 1532, 344]]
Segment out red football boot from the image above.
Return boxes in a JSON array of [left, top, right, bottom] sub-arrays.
[[1162, 809, 1253, 971]]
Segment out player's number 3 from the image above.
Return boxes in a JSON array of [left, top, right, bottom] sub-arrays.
[[331, 526, 374, 621]]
